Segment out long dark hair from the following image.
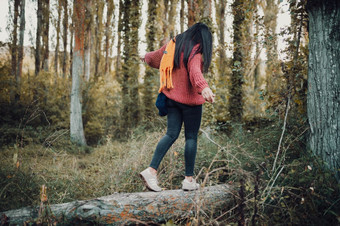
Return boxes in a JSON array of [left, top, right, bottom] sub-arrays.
[[173, 22, 213, 73]]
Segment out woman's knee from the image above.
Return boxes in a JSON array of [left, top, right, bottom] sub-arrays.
[[167, 131, 180, 141], [185, 131, 198, 141]]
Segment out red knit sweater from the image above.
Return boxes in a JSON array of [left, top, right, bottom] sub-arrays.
[[145, 44, 210, 106]]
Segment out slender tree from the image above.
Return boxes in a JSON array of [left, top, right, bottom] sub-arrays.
[[94, 0, 104, 78], [62, 0, 68, 78], [115, 0, 123, 78], [263, 0, 279, 94], [214, 0, 228, 121], [10, 0, 19, 102], [42, 0, 50, 71], [180, 0, 184, 33], [69, 19, 74, 77], [120, 0, 131, 132], [143, 0, 160, 119], [35, 0, 42, 76], [11, 0, 19, 79], [187, 0, 197, 27], [55, 0, 62, 74], [167, 0, 178, 38], [128, 0, 141, 127], [70, 0, 86, 145], [16, 0, 25, 100], [253, 2, 262, 115], [104, 0, 114, 75], [84, 0, 93, 81], [229, 0, 246, 122], [120, 0, 141, 132], [307, 0, 340, 181]]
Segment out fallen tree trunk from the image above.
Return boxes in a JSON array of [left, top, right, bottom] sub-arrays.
[[0, 184, 234, 225]]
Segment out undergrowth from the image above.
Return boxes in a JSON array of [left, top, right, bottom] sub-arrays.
[[0, 117, 339, 225]]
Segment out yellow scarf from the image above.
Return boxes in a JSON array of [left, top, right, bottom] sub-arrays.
[[159, 39, 176, 93]]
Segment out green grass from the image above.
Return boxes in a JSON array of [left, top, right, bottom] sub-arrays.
[[0, 119, 339, 225]]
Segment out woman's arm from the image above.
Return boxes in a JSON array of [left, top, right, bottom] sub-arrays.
[[188, 53, 215, 103], [142, 44, 167, 69]]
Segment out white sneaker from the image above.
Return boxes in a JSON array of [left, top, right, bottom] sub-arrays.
[[139, 168, 162, 192], [182, 178, 200, 191]]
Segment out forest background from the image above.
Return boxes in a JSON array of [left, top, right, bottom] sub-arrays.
[[0, 0, 339, 225]]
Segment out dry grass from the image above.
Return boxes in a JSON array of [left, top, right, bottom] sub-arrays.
[[1, 122, 339, 225], [0, 127, 206, 211]]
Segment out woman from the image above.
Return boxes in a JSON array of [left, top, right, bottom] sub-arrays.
[[140, 22, 215, 191]]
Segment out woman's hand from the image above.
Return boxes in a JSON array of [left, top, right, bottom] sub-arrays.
[[140, 56, 145, 62], [202, 87, 215, 103]]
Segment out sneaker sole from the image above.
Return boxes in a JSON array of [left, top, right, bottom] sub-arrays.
[[182, 188, 199, 191], [139, 173, 161, 192]]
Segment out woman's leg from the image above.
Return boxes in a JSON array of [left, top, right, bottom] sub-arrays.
[[149, 99, 183, 170], [182, 105, 202, 177]]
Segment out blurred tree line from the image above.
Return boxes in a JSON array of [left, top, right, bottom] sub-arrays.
[[0, 0, 310, 143], [1, 0, 339, 179]]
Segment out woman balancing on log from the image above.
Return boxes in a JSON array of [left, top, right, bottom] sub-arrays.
[[140, 22, 215, 191]]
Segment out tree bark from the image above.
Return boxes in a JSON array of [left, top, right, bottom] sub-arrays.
[[307, 0, 340, 181], [69, 21, 74, 77], [16, 0, 25, 101], [143, 0, 159, 119], [70, 0, 86, 146], [229, 0, 246, 122], [62, 0, 68, 78], [115, 0, 123, 78], [180, 0, 184, 33], [54, 0, 62, 74], [104, 0, 114, 75], [84, 0, 93, 82], [42, 0, 50, 72], [11, 0, 19, 82], [214, 0, 228, 121], [187, 0, 197, 27], [263, 0, 278, 94], [35, 0, 42, 76], [94, 0, 104, 78], [0, 185, 233, 225]]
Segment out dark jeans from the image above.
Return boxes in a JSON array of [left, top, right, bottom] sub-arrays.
[[150, 98, 202, 176]]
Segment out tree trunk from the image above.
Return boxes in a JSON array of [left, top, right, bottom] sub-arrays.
[[35, 0, 42, 76], [11, 0, 19, 79], [69, 21, 74, 77], [115, 0, 123, 78], [167, 0, 178, 38], [42, 0, 50, 72], [143, 0, 159, 119], [94, 0, 104, 78], [62, 0, 68, 78], [201, 0, 212, 20], [180, 0, 184, 33], [215, 0, 226, 79], [54, 0, 62, 74], [16, 0, 25, 101], [229, 0, 246, 122], [263, 0, 278, 94], [104, 0, 114, 75], [10, 0, 19, 103], [307, 0, 340, 181], [121, 0, 141, 128], [120, 0, 131, 133], [84, 0, 93, 82], [214, 0, 228, 122], [0, 185, 233, 225], [187, 0, 197, 27], [70, 0, 86, 146]]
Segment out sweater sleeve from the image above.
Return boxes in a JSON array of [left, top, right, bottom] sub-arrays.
[[144, 44, 167, 69], [187, 53, 209, 94]]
